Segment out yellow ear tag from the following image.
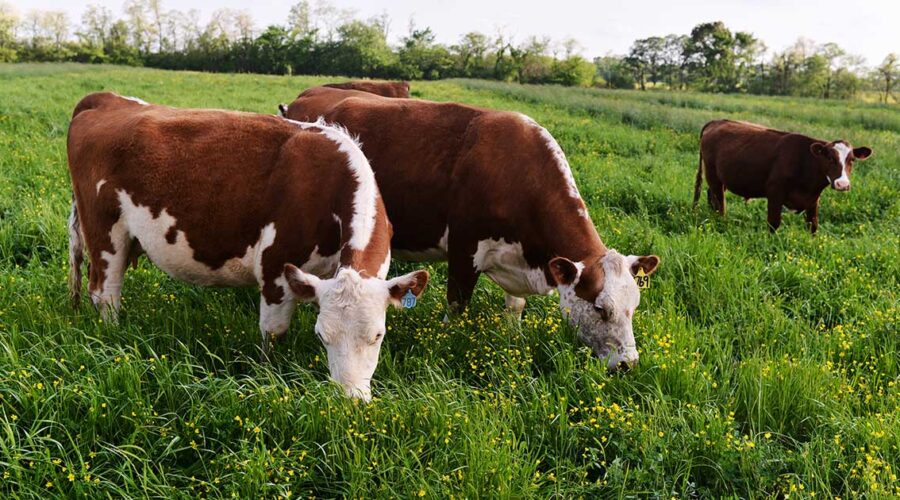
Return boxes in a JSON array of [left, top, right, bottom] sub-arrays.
[[635, 268, 650, 290]]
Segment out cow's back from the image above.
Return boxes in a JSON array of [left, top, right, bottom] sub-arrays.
[[701, 119, 787, 197], [286, 89, 485, 250], [68, 96, 358, 285]]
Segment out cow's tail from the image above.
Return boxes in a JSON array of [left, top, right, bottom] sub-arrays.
[[693, 122, 712, 207], [693, 149, 704, 207], [68, 195, 84, 308]]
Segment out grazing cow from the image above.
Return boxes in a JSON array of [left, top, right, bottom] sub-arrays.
[[280, 87, 660, 371], [67, 92, 429, 400], [695, 119, 872, 233]]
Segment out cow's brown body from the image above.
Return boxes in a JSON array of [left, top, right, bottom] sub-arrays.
[[695, 119, 871, 233], [282, 86, 610, 308], [67, 92, 397, 360], [323, 80, 410, 98]]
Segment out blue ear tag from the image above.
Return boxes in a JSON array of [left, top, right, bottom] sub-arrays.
[[401, 289, 417, 309]]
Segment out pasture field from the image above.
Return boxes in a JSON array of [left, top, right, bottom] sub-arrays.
[[0, 63, 898, 498]]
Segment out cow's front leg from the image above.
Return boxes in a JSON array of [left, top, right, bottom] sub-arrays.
[[447, 249, 480, 314], [259, 297, 295, 362], [805, 199, 820, 234], [505, 294, 526, 319], [766, 192, 784, 233]]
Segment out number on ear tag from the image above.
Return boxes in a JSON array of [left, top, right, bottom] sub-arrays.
[[635, 268, 650, 290], [401, 289, 417, 309]]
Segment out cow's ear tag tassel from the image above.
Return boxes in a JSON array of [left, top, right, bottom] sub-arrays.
[[401, 289, 417, 309], [635, 268, 650, 290]]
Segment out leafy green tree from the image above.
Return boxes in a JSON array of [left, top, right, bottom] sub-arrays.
[[685, 21, 736, 91], [0, 1, 18, 61], [593, 55, 635, 89]]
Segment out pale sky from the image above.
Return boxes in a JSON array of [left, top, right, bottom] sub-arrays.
[[16, 0, 900, 66]]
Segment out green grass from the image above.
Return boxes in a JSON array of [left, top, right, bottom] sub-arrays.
[[0, 63, 898, 498]]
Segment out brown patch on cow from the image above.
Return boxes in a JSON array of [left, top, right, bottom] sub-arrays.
[[695, 119, 872, 233], [573, 257, 606, 303], [282, 86, 609, 307], [164, 226, 178, 244], [321, 81, 410, 98]]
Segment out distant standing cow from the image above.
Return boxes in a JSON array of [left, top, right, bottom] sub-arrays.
[[280, 86, 660, 371], [694, 119, 872, 233], [67, 92, 429, 400]]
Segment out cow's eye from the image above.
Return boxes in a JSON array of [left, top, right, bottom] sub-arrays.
[[594, 305, 610, 321], [371, 331, 385, 345]]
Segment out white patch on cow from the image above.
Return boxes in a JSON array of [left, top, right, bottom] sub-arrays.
[[301, 245, 341, 278], [557, 250, 640, 371], [473, 238, 552, 297], [95, 179, 107, 194], [832, 142, 852, 190], [259, 276, 294, 337], [115, 190, 273, 287], [282, 117, 377, 251], [518, 113, 587, 218], [94, 214, 130, 322], [122, 96, 149, 105], [393, 226, 449, 262]]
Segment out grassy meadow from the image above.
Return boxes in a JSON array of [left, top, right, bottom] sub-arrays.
[[0, 63, 898, 498]]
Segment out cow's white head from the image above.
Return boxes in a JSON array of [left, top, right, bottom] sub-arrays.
[[284, 265, 429, 401], [549, 250, 659, 372], [810, 141, 872, 191]]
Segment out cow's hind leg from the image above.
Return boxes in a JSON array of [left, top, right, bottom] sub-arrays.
[[87, 220, 131, 323], [259, 297, 295, 362]]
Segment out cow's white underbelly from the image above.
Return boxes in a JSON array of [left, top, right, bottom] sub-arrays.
[[116, 190, 266, 287], [472, 238, 552, 297]]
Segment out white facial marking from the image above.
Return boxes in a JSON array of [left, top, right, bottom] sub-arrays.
[[473, 238, 552, 296], [283, 117, 377, 251], [393, 226, 449, 262], [311, 268, 393, 401], [557, 250, 640, 371], [95, 179, 107, 194], [122, 96, 149, 105], [832, 142, 852, 190], [518, 113, 588, 218], [114, 190, 273, 286]]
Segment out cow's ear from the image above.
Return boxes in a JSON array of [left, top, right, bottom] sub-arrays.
[[549, 257, 582, 286], [810, 143, 829, 157], [278, 103, 288, 117], [284, 264, 320, 303], [627, 255, 660, 276], [853, 147, 872, 160], [386, 270, 430, 307]]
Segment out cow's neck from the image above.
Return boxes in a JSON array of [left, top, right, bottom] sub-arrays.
[[528, 208, 608, 293]]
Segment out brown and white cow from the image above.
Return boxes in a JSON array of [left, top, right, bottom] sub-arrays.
[[67, 92, 429, 400], [280, 86, 660, 371], [694, 119, 873, 233]]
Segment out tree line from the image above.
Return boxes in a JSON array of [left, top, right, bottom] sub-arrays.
[[0, 1, 896, 102]]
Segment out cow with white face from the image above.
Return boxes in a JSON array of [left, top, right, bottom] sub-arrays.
[[281, 86, 661, 371], [67, 92, 429, 400], [696, 119, 873, 233]]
